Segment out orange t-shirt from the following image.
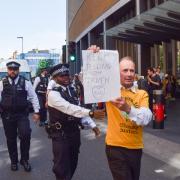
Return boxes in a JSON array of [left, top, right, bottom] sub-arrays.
[[106, 88, 149, 149]]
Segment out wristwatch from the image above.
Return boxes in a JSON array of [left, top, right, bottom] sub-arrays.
[[89, 110, 94, 118]]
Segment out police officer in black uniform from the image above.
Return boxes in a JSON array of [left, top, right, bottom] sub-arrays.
[[0, 61, 40, 172], [33, 67, 49, 126], [47, 64, 105, 180]]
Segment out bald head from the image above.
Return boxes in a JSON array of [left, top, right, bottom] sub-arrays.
[[119, 56, 135, 88], [120, 56, 134, 65]]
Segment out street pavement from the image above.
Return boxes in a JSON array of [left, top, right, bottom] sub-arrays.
[[1, 99, 180, 180]]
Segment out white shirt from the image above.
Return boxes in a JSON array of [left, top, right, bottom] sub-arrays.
[[120, 85, 152, 126], [47, 79, 56, 90], [127, 107, 152, 126], [48, 84, 90, 118], [81, 116, 96, 129], [0, 76, 40, 113], [33, 76, 41, 90]]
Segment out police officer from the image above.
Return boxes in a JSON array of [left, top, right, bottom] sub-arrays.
[[0, 61, 40, 172], [47, 63, 105, 180], [33, 60, 49, 126]]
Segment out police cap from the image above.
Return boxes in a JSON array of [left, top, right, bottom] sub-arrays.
[[49, 63, 70, 77], [6, 61, 21, 69]]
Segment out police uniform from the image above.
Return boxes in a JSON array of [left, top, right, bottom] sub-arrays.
[[0, 61, 40, 171], [47, 64, 93, 180], [33, 73, 48, 125]]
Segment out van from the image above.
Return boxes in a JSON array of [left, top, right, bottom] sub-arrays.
[[0, 59, 31, 81]]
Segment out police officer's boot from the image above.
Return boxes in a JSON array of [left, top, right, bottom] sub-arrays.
[[20, 160, 31, 172], [11, 163, 18, 171]]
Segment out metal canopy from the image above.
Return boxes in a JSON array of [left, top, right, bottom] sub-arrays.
[[105, 0, 180, 45]]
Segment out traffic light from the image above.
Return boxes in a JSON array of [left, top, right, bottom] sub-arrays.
[[68, 41, 76, 62]]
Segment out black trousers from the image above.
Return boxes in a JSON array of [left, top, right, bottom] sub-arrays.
[[1, 112, 31, 164], [52, 131, 80, 180], [106, 145, 142, 180], [38, 94, 47, 122]]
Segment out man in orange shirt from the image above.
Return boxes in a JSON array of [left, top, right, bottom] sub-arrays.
[[89, 46, 152, 180]]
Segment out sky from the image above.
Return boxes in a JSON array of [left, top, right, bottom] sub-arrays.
[[0, 0, 66, 59]]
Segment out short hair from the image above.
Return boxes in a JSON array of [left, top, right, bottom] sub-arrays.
[[147, 67, 154, 73]]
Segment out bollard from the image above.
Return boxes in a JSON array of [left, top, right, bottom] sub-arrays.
[[153, 90, 165, 129]]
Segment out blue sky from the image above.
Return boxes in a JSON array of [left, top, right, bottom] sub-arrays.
[[0, 0, 66, 59]]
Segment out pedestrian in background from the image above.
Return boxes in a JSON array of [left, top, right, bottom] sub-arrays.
[[89, 46, 152, 180], [156, 66, 164, 81], [47, 63, 105, 180], [147, 67, 162, 111], [0, 61, 40, 172], [33, 60, 49, 126]]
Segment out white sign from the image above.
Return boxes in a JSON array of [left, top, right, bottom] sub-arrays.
[[82, 50, 120, 104]]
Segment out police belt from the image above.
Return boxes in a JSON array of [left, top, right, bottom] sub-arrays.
[[46, 121, 80, 133], [46, 122, 62, 131]]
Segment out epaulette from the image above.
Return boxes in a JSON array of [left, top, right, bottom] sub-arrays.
[[52, 86, 62, 92]]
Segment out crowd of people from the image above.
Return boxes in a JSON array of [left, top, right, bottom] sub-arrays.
[[134, 66, 177, 112]]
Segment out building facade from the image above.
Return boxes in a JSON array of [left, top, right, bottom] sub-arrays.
[[17, 49, 60, 77], [68, 0, 180, 77]]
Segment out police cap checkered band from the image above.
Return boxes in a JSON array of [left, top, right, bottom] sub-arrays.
[[52, 67, 69, 76], [50, 63, 70, 77]]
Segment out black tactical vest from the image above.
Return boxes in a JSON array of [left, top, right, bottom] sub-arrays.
[[48, 85, 81, 133], [35, 75, 48, 95], [1, 76, 28, 113]]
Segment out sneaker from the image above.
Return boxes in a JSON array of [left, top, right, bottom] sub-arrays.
[[11, 163, 18, 171], [20, 160, 31, 172]]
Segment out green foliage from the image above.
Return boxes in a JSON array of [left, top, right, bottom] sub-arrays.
[[36, 59, 49, 76], [38, 59, 49, 69]]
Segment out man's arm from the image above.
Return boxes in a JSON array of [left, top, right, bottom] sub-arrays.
[[111, 91, 152, 126], [81, 116, 96, 129], [26, 80, 40, 113], [147, 76, 160, 86], [48, 90, 105, 119], [33, 77, 40, 90], [127, 106, 152, 126]]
